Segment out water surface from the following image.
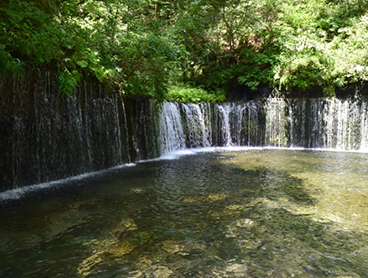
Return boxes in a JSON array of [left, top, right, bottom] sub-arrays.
[[1, 149, 368, 277]]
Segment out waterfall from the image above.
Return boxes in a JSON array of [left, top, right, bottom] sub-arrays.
[[360, 101, 368, 150], [212, 102, 265, 147], [231, 103, 247, 146], [2, 69, 368, 191], [264, 99, 288, 147], [159, 101, 186, 154], [321, 98, 368, 150], [214, 104, 233, 146], [180, 103, 212, 148]]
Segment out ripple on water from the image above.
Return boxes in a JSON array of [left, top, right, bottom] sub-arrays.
[[0, 149, 368, 277]]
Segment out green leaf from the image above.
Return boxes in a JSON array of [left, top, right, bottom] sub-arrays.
[[72, 70, 81, 82], [106, 69, 115, 77], [76, 60, 88, 68]]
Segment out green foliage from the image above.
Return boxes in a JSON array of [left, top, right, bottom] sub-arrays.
[[113, 32, 185, 99], [272, 0, 368, 94], [0, 44, 23, 76], [0, 0, 368, 98], [58, 65, 77, 96], [174, 0, 368, 96], [0, 0, 186, 96], [0, 0, 62, 63], [168, 84, 226, 103]]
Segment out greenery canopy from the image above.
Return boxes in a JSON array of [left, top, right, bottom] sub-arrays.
[[0, 0, 368, 101]]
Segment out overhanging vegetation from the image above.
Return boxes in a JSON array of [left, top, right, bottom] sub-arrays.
[[1, 0, 368, 101]]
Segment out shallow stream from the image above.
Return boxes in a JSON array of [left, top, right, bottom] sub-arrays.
[[1, 149, 368, 277]]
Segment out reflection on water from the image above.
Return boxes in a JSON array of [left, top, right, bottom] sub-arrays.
[[1, 149, 368, 277]]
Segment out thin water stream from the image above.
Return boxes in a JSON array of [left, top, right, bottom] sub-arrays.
[[1, 149, 368, 277]]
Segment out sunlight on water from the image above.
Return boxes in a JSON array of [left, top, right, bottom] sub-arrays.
[[1, 149, 368, 277], [221, 150, 368, 231]]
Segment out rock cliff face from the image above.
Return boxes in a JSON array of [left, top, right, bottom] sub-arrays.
[[1, 69, 368, 191]]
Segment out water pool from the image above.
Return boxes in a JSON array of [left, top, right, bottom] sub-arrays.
[[1, 149, 368, 277]]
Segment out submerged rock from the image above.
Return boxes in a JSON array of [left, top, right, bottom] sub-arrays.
[[143, 266, 173, 278], [237, 239, 262, 250], [128, 270, 143, 278], [162, 239, 207, 254], [77, 254, 103, 276], [226, 263, 248, 274], [121, 218, 138, 230], [111, 218, 138, 238], [153, 266, 173, 278], [136, 257, 153, 271], [77, 240, 134, 276], [108, 241, 134, 257], [207, 193, 227, 202], [162, 240, 185, 254], [235, 218, 257, 228]]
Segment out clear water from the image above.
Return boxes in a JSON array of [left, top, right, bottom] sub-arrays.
[[1, 149, 368, 277]]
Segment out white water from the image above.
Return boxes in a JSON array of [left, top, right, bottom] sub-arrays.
[[215, 104, 233, 146], [158, 98, 368, 155], [265, 99, 288, 147], [181, 103, 212, 148], [159, 101, 186, 154]]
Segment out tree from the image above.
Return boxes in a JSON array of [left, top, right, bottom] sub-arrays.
[[1, 0, 368, 99]]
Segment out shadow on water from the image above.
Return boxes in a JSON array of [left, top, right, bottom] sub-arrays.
[[0, 150, 368, 277]]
